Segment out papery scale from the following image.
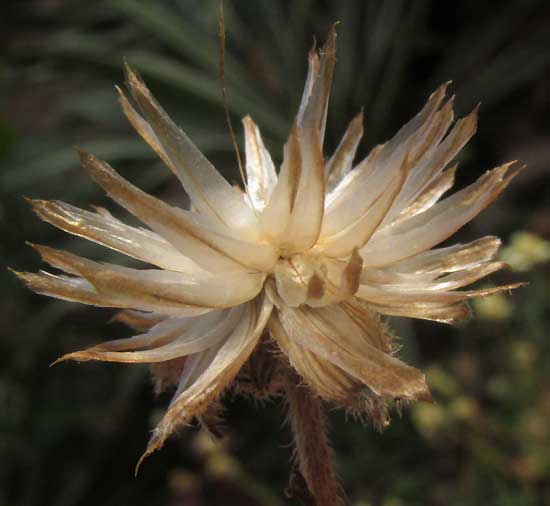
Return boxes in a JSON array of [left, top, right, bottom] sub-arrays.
[[15, 27, 524, 472]]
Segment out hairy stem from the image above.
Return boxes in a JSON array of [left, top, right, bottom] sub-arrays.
[[285, 371, 344, 506]]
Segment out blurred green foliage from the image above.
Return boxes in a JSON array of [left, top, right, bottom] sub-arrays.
[[1, 1, 549, 505]]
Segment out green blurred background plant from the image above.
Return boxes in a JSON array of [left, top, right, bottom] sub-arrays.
[[1, 1, 549, 505]]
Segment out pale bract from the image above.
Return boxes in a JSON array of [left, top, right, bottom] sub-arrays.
[[18, 27, 522, 465]]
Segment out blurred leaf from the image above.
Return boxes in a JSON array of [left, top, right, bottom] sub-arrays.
[[0, 139, 153, 190], [0, 118, 18, 157]]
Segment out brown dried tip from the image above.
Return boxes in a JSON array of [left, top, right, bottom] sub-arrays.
[[416, 385, 433, 403], [49, 354, 73, 368], [135, 429, 163, 476], [341, 248, 363, 296], [123, 60, 147, 98], [78, 150, 98, 179], [8, 268, 30, 285], [307, 273, 325, 300], [322, 22, 338, 55], [49, 349, 105, 367], [10, 268, 57, 297]]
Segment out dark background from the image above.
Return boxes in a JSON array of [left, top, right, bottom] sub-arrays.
[[1, 1, 549, 505]]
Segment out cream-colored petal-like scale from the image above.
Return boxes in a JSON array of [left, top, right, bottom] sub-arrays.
[[16, 26, 522, 470]]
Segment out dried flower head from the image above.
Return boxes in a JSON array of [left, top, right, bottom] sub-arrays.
[[16, 27, 521, 492]]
